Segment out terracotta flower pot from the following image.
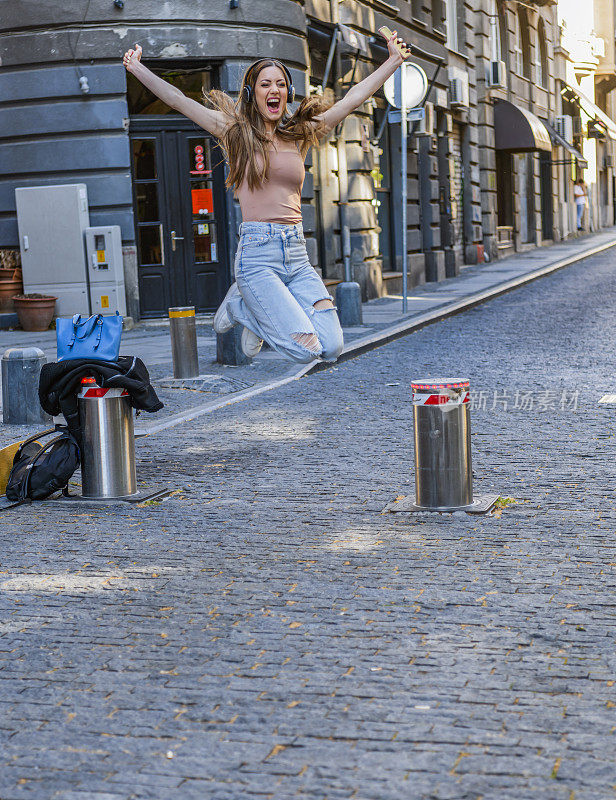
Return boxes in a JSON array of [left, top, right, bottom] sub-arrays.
[[13, 294, 57, 332], [0, 279, 23, 312]]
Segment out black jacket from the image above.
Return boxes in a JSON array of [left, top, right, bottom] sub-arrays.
[[39, 356, 163, 447]]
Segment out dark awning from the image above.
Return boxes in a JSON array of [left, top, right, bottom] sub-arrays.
[[542, 120, 589, 168], [494, 100, 552, 153]]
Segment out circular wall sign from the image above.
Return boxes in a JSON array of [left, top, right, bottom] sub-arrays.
[[384, 62, 429, 109]]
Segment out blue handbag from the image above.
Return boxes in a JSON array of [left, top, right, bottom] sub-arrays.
[[56, 311, 123, 362]]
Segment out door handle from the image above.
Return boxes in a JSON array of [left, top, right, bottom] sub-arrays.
[[170, 230, 185, 251]]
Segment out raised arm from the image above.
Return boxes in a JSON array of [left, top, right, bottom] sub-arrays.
[[123, 45, 231, 138], [316, 30, 411, 135]]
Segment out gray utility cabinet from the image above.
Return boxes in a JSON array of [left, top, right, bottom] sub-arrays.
[[84, 226, 127, 316], [15, 183, 91, 316]]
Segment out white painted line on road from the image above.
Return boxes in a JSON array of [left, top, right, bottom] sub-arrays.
[[136, 363, 313, 436], [598, 394, 616, 404]]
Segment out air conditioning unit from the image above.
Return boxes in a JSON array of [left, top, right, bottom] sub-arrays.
[[486, 60, 507, 89], [592, 35, 606, 57], [572, 116, 584, 137], [555, 115, 573, 143], [450, 76, 469, 108], [416, 101, 435, 136]]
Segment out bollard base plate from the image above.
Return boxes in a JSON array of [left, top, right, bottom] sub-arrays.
[[383, 493, 499, 515], [53, 487, 174, 506]]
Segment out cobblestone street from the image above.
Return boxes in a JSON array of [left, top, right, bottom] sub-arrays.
[[2, 248, 616, 799]]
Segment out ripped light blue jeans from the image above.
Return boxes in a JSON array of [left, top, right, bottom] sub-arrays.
[[227, 222, 344, 364]]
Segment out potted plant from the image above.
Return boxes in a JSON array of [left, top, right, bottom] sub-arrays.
[[13, 294, 57, 331], [0, 277, 23, 312], [0, 250, 24, 313]]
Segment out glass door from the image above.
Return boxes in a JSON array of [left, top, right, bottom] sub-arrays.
[[131, 136, 169, 316], [176, 132, 224, 311], [130, 123, 228, 318]]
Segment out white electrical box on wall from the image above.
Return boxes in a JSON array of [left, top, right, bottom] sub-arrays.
[[84, 226, 127, 317], [15, 183, 91, 315]]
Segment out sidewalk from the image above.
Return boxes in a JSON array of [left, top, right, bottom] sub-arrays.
[[1, 228, 615, 445]]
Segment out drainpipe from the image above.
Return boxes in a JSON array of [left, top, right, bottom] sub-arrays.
[[330, 0, 362, 325]]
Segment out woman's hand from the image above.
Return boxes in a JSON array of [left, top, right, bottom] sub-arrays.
[[122, 44, 142, 73], [383, 30, 411, 65]]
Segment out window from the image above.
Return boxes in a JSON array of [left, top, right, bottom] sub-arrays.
[[498, 5, 508, 63], [537, 18, 548, 89], [489, 0, 501, 61], [446, 0, 459, 51], [432, 0, 446, 35], [490, 0, 509, 75], [127, 67, 212, 115], [412, 0, 426, 23], [518, 8, 532, 80]]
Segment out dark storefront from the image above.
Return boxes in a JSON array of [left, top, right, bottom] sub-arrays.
[[494, 99, 552, 249], [126, 68, 229, 317]]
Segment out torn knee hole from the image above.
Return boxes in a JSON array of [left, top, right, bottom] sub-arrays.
[[313, 298, 335, 310], [292, 332, 321, 354]]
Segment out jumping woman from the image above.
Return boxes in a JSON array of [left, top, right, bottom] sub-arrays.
[[123, 30, 411, 362]]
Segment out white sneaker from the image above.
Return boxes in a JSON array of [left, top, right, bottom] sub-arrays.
[[241, 327, 263, 357], [213, 283, 240, 333]]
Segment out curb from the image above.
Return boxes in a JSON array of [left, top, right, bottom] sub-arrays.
[[137, 235, 616, 436], [308, 235, 616, 373]]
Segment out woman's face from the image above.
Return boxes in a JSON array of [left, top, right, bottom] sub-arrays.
[[253, 65, 288, 124]]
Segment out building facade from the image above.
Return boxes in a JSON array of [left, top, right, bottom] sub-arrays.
[[0, 0, 615, 323]]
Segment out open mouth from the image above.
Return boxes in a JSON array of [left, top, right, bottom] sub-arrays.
[[266, 98, 281, 113]]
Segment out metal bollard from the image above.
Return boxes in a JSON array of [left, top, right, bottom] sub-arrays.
[[216, 327, 252, 366], [335, 282, 363, 327], [169, 306, 199, 378], [78, 377, 136, 499], [2, 347, 51, 425], [412, 378, 472, 510]]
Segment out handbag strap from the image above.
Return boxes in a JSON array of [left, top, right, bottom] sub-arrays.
[[94, 317, 103, 350], [0, 498, 32, 513], [13, 427, 57, 462], [68, 314, 102, 348]]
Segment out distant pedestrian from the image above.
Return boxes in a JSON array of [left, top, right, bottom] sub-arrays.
[[123, 30, 410, 363], [574, 177, 588, 231]]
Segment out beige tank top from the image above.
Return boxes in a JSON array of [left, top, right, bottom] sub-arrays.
[[236, 145, 305, 225]]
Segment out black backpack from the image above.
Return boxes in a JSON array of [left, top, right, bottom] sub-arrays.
[[5, 426, 80, 506]]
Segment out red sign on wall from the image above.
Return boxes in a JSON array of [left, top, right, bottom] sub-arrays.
[[191, 187, 213, 216]]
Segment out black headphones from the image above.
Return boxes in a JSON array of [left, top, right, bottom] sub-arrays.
[[242, 59, 295, 105]]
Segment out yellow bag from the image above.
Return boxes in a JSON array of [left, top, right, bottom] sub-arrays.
[[0, 441, 23, 494]]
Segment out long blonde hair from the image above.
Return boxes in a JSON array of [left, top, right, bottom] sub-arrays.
[[205, 60, 332, 192]]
